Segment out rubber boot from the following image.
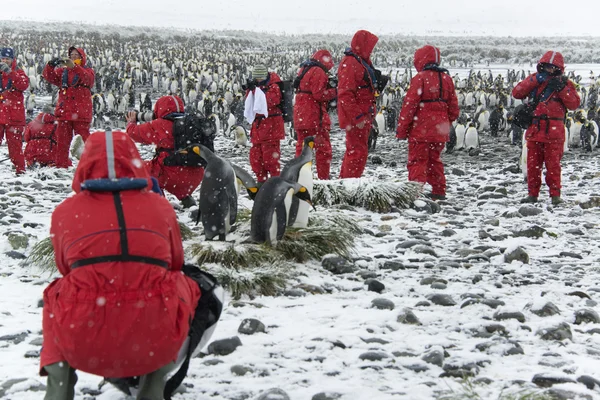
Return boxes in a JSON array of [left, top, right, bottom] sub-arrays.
[[136, 362, 176, 400], [44, 362, 77, 400]]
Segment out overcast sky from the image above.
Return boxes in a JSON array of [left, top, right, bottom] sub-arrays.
[[4, 0, 600, 37]]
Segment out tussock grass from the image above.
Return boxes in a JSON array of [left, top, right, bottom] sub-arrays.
[[26, 237, 56, 273]]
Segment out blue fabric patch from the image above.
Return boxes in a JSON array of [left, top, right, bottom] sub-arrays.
[[81, 178, 148, 192], [150, 177, 164, 196]]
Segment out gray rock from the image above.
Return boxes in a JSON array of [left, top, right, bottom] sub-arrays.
[[4, 251, 26, 260], [431, 282, 447, 290], [393, 351, 418, 357], [545, 389, 593, 400], [532, 373, 576, 388], [359, 351, 389, 361], [312, 393, 343, 400], [537, 323, 573, 341], [202, 359, 224, 365], [420, 276, 447, 285], [403, 363, 429, 372], [238, 319, 266, 335], [381, 261, 404, 271], [207, 336, 243, 355], [397, 309, 421, 325], [531, 302, 560, 317], [427, 294, 456, 306], [256, 388, 290, 400], [493, 311, 526, 323], [29, 337, 43, 346], [322, 257, 355, 274], [504, 247, 529, 264], [451, 168, 466, 176], [484, 218, 500, 226], [24, 350, 40, 358], [514, 226, 546, 238], [283, 289, 306, 297], [396, 240, 425, 249], [231, 365, 254, 376], [6, 232, 29, 250], [559, 251, 583, 259], [361, 337, 390, 345], [0, 332, 28, 344], [413, 245, 438, 257], [566, 228, 585, 235], [371, 298, 395, 310], [518, 206, 543, 217], [473, 377, 493, 385], [366, 280, 385, 293], [577, 375, 600, 390], [421, 349, 444, 367], [574, 309, 600, 325], [441, 229, 456, 237]]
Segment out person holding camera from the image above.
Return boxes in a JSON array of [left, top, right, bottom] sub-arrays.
[[244, 64, 285, 183], [40, 130, 203, 400], [293, 49, 337, 180], [396, 45, 460, 201], [126, 95, 204, 208], [337, 30, 385, 178], [0, 47, 28, 175], [512, 51, 580, 205], [23, 105, 57, 168], [42, 47, 95, 168]]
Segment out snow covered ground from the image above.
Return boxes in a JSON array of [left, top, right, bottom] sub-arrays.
[[1, 70, 600, 400]]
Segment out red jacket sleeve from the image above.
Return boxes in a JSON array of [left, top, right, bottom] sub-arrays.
[[24, 124, 32, 142], [557, 80, 581, 110], [512, 73, 538, 99], [9, 69, 29, 92], [337, 60, 364, 124], [50, 202, 71, 276], [396, 75, 423, 139], [42, 65, 62, 87], [127, 120, 168, 146], [73, 65, 95, 88], [310, 70, 336, 103], [264, 83, 281, 112]]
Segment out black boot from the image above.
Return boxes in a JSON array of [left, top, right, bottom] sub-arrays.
[[44, 362, 77, 400], [551, 196, 564, 205], [520, 195, 538, 204], [180, 196, 196, 209]]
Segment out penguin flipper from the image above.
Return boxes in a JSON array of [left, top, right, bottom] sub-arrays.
[[275, 204, 287, 241]]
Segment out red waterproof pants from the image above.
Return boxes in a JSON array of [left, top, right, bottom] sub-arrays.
[[250, 140, 281, 183], [55, 120, 91, 168], [526, 141, 563, 197], [407, 141, 446, 196], [339, 122, 372, 179], [0, 125, 25, 174], [296, 128, 332, 180]]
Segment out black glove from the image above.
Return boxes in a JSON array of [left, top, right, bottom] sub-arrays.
[[48, 58, 62, 68], [546, 76, 568, 92], [0, 63, 10, 73], [242, 79, 256, 91]]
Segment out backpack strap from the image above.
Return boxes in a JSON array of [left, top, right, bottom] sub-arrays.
[[345, 50, 376, 91]]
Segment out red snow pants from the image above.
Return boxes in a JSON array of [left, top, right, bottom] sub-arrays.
[[339, 122, 372, 179], [0, 124, 25, 174], [250, 140, 281, 183], [54, 120, 91, 168], [296, 128, 332, 180], [526, 141, 563, 197], [407, 141, 446, 196]]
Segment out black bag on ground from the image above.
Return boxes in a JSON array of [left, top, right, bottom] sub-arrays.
[[162, 113, 217, 167]]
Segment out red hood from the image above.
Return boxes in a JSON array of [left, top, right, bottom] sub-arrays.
[[312, 49, 334, 71], [414, 45, 442, 72], [266, 72, 281, 85], [153, 95, 184, 118], [350, 30, 378, 63], [72, 130, 151, 193], [69, 46, 88, 66], [36, 112, 56, 124], [538, 51, 565, 73]]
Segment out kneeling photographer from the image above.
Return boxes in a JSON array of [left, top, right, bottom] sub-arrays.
[[126, 95, 207, 208]]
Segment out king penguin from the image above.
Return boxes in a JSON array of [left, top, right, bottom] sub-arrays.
[[280, 136, 315, 228], [190, 144, 238, 241], [230, 163, 259, 200], [249, 177, 313, 246]]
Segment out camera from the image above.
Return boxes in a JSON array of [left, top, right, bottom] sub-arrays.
[[136, 111, 155, 122]]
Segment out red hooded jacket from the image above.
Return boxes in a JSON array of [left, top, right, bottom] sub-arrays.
[[42, 130, 200, 377], [24, 112, 56, 165], [396, 45, 460, 142], [512, 51, 580, 143], [127, 95, 204, 199], [247, 72, 285, 143], [337, 30, 379, 130], [293, 50, 337, 131], [42, 47, 95, 122], [0, 57, 29, 126]]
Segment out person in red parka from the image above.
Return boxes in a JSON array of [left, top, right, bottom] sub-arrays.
[[512, 51, 580, 205], [396, 45, 460, 200], [42, 46, 95, 168], [244, 65, 285, 182], [338, 30, 379, 179], [24, 105, 57, 167], [126, 95, 204, 208], [293, 49, 337, 180], [41, 130, 201, 400], [0, 47, 28, 175]]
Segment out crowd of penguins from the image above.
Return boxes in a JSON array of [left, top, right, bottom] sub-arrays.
[[4, 30, 599, 162]]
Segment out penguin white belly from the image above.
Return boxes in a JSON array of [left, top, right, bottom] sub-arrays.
[[235, 127, 248, 147], [465, 127, 479, 149], [291, 163, 313, 228], [520, 141, 528, 179], [455, 125, 466, 149], [375, 113, 385, 135], [563, 128, 569, 152], [227, 113, 236, 132], [570, 123, 582, 147], [213, 115, 221, 135], [591, 121, 599, 147]]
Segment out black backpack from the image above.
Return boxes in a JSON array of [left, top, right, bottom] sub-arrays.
[[276, 80, 294, 123], [162, 113, 217, 167]]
